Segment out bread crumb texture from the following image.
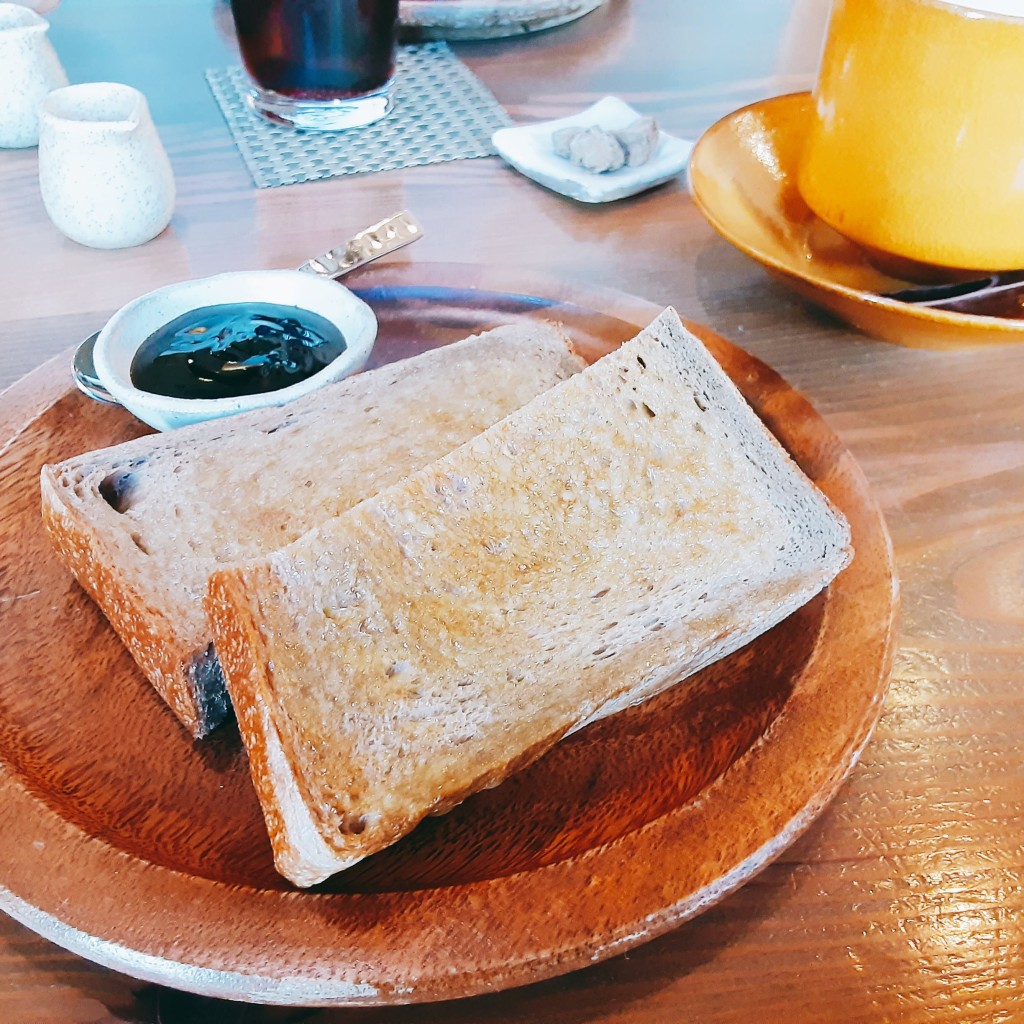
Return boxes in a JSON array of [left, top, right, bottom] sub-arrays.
[[40, 324, 583, 735], [231, 308, 851, 868]]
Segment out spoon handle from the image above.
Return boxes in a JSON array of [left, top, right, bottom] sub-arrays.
[[296, 211, 423, 279], [882, 269, 1024, 313]]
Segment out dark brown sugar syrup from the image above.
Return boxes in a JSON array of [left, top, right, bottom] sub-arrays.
[[130, 303, 347, 401]]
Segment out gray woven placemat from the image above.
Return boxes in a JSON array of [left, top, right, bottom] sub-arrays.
[[206, 42, 512, 188]]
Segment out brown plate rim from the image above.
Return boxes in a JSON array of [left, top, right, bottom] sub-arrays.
[[0, 263, 897, 1006]]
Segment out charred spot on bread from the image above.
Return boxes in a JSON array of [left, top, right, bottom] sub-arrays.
[[97, 462, 146, 514], [187, 644, 230, 738]]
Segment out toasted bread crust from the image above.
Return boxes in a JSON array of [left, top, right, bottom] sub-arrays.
[[40, 465, 206, 733], [209, 309, 853, 886], [41, 325, 584, 737]]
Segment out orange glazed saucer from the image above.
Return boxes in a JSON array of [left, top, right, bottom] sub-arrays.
[[689, 92, 1024, 350]]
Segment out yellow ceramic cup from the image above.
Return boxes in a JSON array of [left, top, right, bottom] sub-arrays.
[[797, 0, 1024, 273]]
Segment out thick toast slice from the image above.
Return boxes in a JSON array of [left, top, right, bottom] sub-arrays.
[[41, 324, 584, 736], [207, 308, 853, 886]]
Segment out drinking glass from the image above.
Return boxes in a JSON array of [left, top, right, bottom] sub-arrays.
[[230, 0, 400, 131], [797, 0, 1024, 273]]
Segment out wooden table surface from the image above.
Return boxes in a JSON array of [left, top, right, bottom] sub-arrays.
[[3, 1, 1024, 1021]]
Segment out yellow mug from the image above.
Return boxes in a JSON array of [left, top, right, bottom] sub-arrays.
[[797, 0, 1024, 273]]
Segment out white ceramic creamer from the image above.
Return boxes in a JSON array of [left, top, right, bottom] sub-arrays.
[[0, 3, 68, 148], [38, 82, 175, 249]]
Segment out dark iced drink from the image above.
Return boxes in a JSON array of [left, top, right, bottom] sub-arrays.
[[230, 0, 399, 129]]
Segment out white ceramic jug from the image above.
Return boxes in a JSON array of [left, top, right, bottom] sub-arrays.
[[0, 2, 68, 148], [38, 83, 176, 249]]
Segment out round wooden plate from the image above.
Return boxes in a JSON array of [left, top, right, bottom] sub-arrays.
[[0, 264, 896, 1006]]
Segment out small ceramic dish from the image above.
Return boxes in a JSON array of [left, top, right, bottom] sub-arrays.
[[492, 96, 693, 204], [93, 269, 377, 431], [689, 92, 1024, 349]]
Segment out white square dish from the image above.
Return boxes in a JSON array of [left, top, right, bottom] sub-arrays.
[[492, 96, 693, 204]]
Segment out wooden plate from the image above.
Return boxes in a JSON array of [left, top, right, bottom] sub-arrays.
[[0, 264, 896, 1006], [689, 92, 1024, 350]]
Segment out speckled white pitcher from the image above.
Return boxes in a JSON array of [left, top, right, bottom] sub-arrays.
[[38, 82, 176, 249], [0, 3, 68, 148]]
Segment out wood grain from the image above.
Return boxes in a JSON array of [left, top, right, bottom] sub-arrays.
[[1, 0, 1023, 1019], [0, 266, 895, 1005]]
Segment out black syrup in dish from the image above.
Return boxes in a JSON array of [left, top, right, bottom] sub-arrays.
[[130, 303, 347, 400]]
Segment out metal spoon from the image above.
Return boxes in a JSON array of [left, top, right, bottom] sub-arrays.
[[881, 269, 1024, 316], [72, 210, 423, 405], [73, 333, 118, 404]]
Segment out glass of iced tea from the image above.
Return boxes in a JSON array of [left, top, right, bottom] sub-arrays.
[[230, 0, 400, 131]]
